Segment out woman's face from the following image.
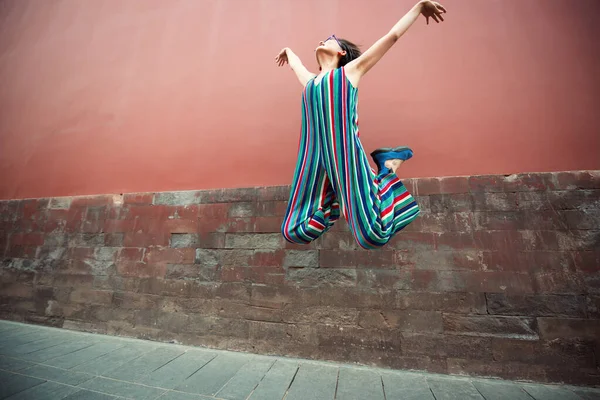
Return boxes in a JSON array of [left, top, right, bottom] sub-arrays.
[[316, 35, 344, 54]]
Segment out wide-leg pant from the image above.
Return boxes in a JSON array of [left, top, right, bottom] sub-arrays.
[[281, 120, 420, 250]]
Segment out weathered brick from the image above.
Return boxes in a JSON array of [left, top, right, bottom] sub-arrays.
[[486, 293, 586, 317], [281, 250, 318, 268], [469, 175, 506, 193], [532, 271, 586, 294], [556, 230, 600, 251], [317, 324, 401, 352], [472, 192, 518, 211], [123, 233, 169, 247], [224, 233, 281, 249], [104, 233, 124, 247], [538, 317, 600, 339], [547, 190, 600, 210], [49, 197, 72, 209], [253, 216, 282, 233], [153, 191, 202, 206], [443, 314, 537, 339], [185, 314, 249, 338], [434, 232, 475, 249], [0, 282, 33, 298], [282, 306, 358, 325], [69, 234, 105, 247], [166, 264, 217, 281], [416, 178, 441, 195], [447, 358, 547, 382], [123, 193, 154, 205], [43, 209, 68, 232], [70, 289, 113, 305], [198, 187, 258, 204], [358, 310, 443, 332], [555, 171, 600, 190], [429, 194, 475, 213], [103, 219, 135, 233], [318, 232, 360, 250], [171, 233, 199, 248], [403, 334, 492, 359], [407, 249, 484, 271], [289, 268, 356, 288], [563, 209, 600, 230], [319, 249, 395, 269], [492, 338, 596, 367], [112, 291, 160, 309], [117, 261, 166, 278], [482, 251, 575, 273], [144, 248, 195, 264], [10, 233, 44, 246], [388, 232, 436, 251], [440, 176, 470, 194], [71, 195, 117, 207], [228, 202, 257, 218], [163, 219, 198, 233], [396, 292, 487, 314], [503, 173, 557, 192], [256, 186, 291, 202]]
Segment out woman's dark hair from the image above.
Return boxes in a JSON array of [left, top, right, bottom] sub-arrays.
[[337, 38, 362, 67]]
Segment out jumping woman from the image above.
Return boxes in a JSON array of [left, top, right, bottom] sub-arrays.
[[277, 1, 447, 249]]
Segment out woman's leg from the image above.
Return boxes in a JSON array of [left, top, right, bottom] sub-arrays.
[[281, 107, 340, 245], [318, 74, 420, 249]]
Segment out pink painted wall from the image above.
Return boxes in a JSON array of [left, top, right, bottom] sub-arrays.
[[1, 0, 599, 200]]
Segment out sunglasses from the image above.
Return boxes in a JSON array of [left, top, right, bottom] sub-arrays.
[[324, 34, 343, 49]]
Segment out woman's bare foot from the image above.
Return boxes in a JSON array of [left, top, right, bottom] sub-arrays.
[[384, 159, 404, 175]]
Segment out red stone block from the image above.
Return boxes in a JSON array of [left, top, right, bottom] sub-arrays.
[[44, 209, 68, 232], [71, 195, 116, 207], [563, 210, 600, 230], [503, 173, 557, 192], [439, 176, 470, 194], [416, 177, 441, 195], [221, 266, 246, 282], [401, 178, 417, 194], [123, 233, 169, 247], [572, 250, 600, 273], [118, 248, 144, 262], [198, 203, 231, 220], [163, 219, 198, 233], [123, 193, 154, 205], [117, 261, 166, 278], [252, 249, 286, 266], [174, 205, 199, 220], [69, 247, 95, 260], [532, 271, 585, 294], [474, 230, 525, 251], [388, 232, 436, 250], [103, 219, 135, 233], [5, 245, 37, 258], [144, 248, 195, 264], [256, 186, 291, 202], [555, 171, 600, 190], [254, 217, 282, 233], [434, 232, 476, 249], [430, 194, 475, 213], [264, 273, 286, 285], [538, 317, 600, 340], [65, 208, 85, 233], [10, 233, 44, 246], [469, 175, 505, 193], [320, 249, 396, 268], [125, 205, 173, 220]]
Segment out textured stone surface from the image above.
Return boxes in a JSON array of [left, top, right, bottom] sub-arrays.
[[0, 171, 599, 385]]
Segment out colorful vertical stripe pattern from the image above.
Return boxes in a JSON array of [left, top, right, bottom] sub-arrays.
[[282, 67, 420, 249]]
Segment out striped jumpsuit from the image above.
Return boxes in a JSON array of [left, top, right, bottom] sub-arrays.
[[281, 67, 420, 249]]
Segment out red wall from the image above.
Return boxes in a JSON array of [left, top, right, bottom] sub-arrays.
[[1, 0, 599, 200]]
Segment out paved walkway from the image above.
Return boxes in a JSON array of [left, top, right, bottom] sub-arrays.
[[0, 320, 598, 400]]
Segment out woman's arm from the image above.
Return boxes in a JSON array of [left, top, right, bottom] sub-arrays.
[[275, 47, 317, 87], [346, 1, 446, 84]]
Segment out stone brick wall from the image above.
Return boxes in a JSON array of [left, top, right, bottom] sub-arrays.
[[1, 171, 599, 385]]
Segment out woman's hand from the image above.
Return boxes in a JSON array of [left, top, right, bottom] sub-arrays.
[[419, 1, 446, 25], [275, 48, 289, 66]]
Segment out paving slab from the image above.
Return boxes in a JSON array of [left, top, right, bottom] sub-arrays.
[[522, 384, 586, 400], [19, 340, 95, 363], [571, 388, 600, 400], [472, 379, 537, 400], [137, 349, 217, 390], [176, 353, 251, 396], [381, 372, 435, 400], [283, 362, 338, 400], [428, 377, 485, 400], [79, 376, 167, 399], [21, 364, 94, 386], [0, 370, 45, 399], [0, 356, 35, 372], [76, 344, 158, 375], [62, 390, 122, 400], [336, 367, 385, 400], [246, 359, 298, 400], [102, 346, 185, 382], [214, 358, 275, 400], [5, 381, 80, 400], [43, 341, 125, 369]]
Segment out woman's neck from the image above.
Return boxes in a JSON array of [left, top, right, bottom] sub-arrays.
[[316, 53, 338, 74]]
